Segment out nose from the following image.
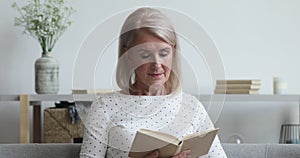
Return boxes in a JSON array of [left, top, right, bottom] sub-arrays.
[[151, 54, 162, 68], [151, 62, 162, 69]]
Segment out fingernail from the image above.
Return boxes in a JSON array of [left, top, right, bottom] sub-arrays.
[[153, 150, 159, 156]]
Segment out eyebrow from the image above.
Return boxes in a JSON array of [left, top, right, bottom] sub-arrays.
[[159, 47, 171, 52], [136, 49, 151, 53], [134, 46, 170, 53]]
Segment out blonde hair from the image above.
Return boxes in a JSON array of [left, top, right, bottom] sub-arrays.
[[116, 7, 181, 93]]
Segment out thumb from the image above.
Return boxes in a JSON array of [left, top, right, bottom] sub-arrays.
[[145, 150, 159, 158], [152, 150, 159, 157]]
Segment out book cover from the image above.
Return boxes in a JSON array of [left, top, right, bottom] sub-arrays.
[[216, 80, 261, 85], [215, 84, 260, 90], [128, 128, 219, 158], [214, 89, 259, 94]]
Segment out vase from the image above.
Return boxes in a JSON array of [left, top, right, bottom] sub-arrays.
[[35, 52, 59, 94]]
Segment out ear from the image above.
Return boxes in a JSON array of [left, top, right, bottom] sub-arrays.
[[173, 44, 177, 49], [172, 45, 177, 54], [172, 45, 177, 56]]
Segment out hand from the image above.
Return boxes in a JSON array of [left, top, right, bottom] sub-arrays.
[[144, 150, 159, 158], [172, 150, 191, 158], [144, 150, 191, 158]]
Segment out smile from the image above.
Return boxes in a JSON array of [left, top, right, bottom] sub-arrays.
[[148, 73, 164, 78]]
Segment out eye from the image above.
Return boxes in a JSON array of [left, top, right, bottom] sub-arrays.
[[159, 49, 170, 57], [140, 52, 150, 59]]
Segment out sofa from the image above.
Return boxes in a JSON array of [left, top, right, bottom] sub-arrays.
[[0, 143, 300, 158]]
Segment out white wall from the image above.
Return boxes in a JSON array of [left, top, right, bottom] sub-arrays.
[[1, 0, 300, 143]]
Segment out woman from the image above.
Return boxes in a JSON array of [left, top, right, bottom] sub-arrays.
[[80, 7, 227, 158]]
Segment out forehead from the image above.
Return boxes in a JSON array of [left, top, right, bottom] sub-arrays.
[[129, 42, 171, 52], [130, 29, 171, 48]]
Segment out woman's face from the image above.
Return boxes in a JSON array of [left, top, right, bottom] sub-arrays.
[[126, 30, 174, 93]]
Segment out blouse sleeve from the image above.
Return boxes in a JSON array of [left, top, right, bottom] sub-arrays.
[[80, 97, 110, 158], [191, 97, 227, 158]]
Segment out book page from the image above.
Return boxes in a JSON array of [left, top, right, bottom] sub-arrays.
[[181, 128, 219, 158], [129, 129, 179, 158], [139, 129, 179, 143], [129, 128, 218, 158]]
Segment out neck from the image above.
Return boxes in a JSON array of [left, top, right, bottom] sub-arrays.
[[131, 82, 169, 96]]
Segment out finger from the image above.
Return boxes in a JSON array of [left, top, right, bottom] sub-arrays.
[[185, 150, 191, 158], [185, 150, 191, 155], [180, 150, 191, 158], [145, 150, 159, 158], [152, 150, 159, 157]]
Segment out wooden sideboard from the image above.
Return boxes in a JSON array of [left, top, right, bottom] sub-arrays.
[[0, 94, 94, 143], [0, 94, 300, 143]]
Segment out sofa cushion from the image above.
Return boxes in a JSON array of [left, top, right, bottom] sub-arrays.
[[0, 144, 81, 158], [266, 144, 300, 158], [1, 143, 300, 158], [223, 144, 266, 158], [223, 143, 300, 158]]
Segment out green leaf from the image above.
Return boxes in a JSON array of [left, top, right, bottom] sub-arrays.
[[12, 0, 75, 52]]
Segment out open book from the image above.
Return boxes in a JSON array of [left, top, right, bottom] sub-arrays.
[[128, 128, 219, 158]]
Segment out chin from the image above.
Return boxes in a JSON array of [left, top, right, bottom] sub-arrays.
[[148, 80, 166, 86]]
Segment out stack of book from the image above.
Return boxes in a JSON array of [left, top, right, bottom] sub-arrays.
[[214, 80, 261, 94]]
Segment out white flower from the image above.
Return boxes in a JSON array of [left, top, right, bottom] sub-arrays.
[[12, 0, 75, 53]]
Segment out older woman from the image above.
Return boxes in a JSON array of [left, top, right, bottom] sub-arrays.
[[80, 7, 227, 158]]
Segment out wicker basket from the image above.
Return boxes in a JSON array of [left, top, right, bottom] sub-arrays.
[[44, 108, 84, 143]]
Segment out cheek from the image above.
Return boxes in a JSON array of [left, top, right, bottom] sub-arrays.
[[162, 56, 173, 79], [163, 66, 171, 78], [164, 53, 173, 67], [162, 56, 173, 72], [135, 64, 150, 76], [129, 58, 149, 71]]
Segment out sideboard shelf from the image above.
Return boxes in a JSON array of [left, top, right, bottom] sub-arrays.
[[198, 94, 300, 102], [1, 94, 299, 102], [1, 94, 300, 143]]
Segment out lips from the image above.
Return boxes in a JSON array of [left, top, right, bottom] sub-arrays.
[[148, 73, 164, 78]]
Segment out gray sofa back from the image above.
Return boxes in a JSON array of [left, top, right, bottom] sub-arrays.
[[223, 144, 300, 158], [0, 144, 81, 158], [0, 143, 300, 158]]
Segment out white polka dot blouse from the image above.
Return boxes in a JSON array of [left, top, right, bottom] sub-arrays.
[[79, 91, 227, 158]]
